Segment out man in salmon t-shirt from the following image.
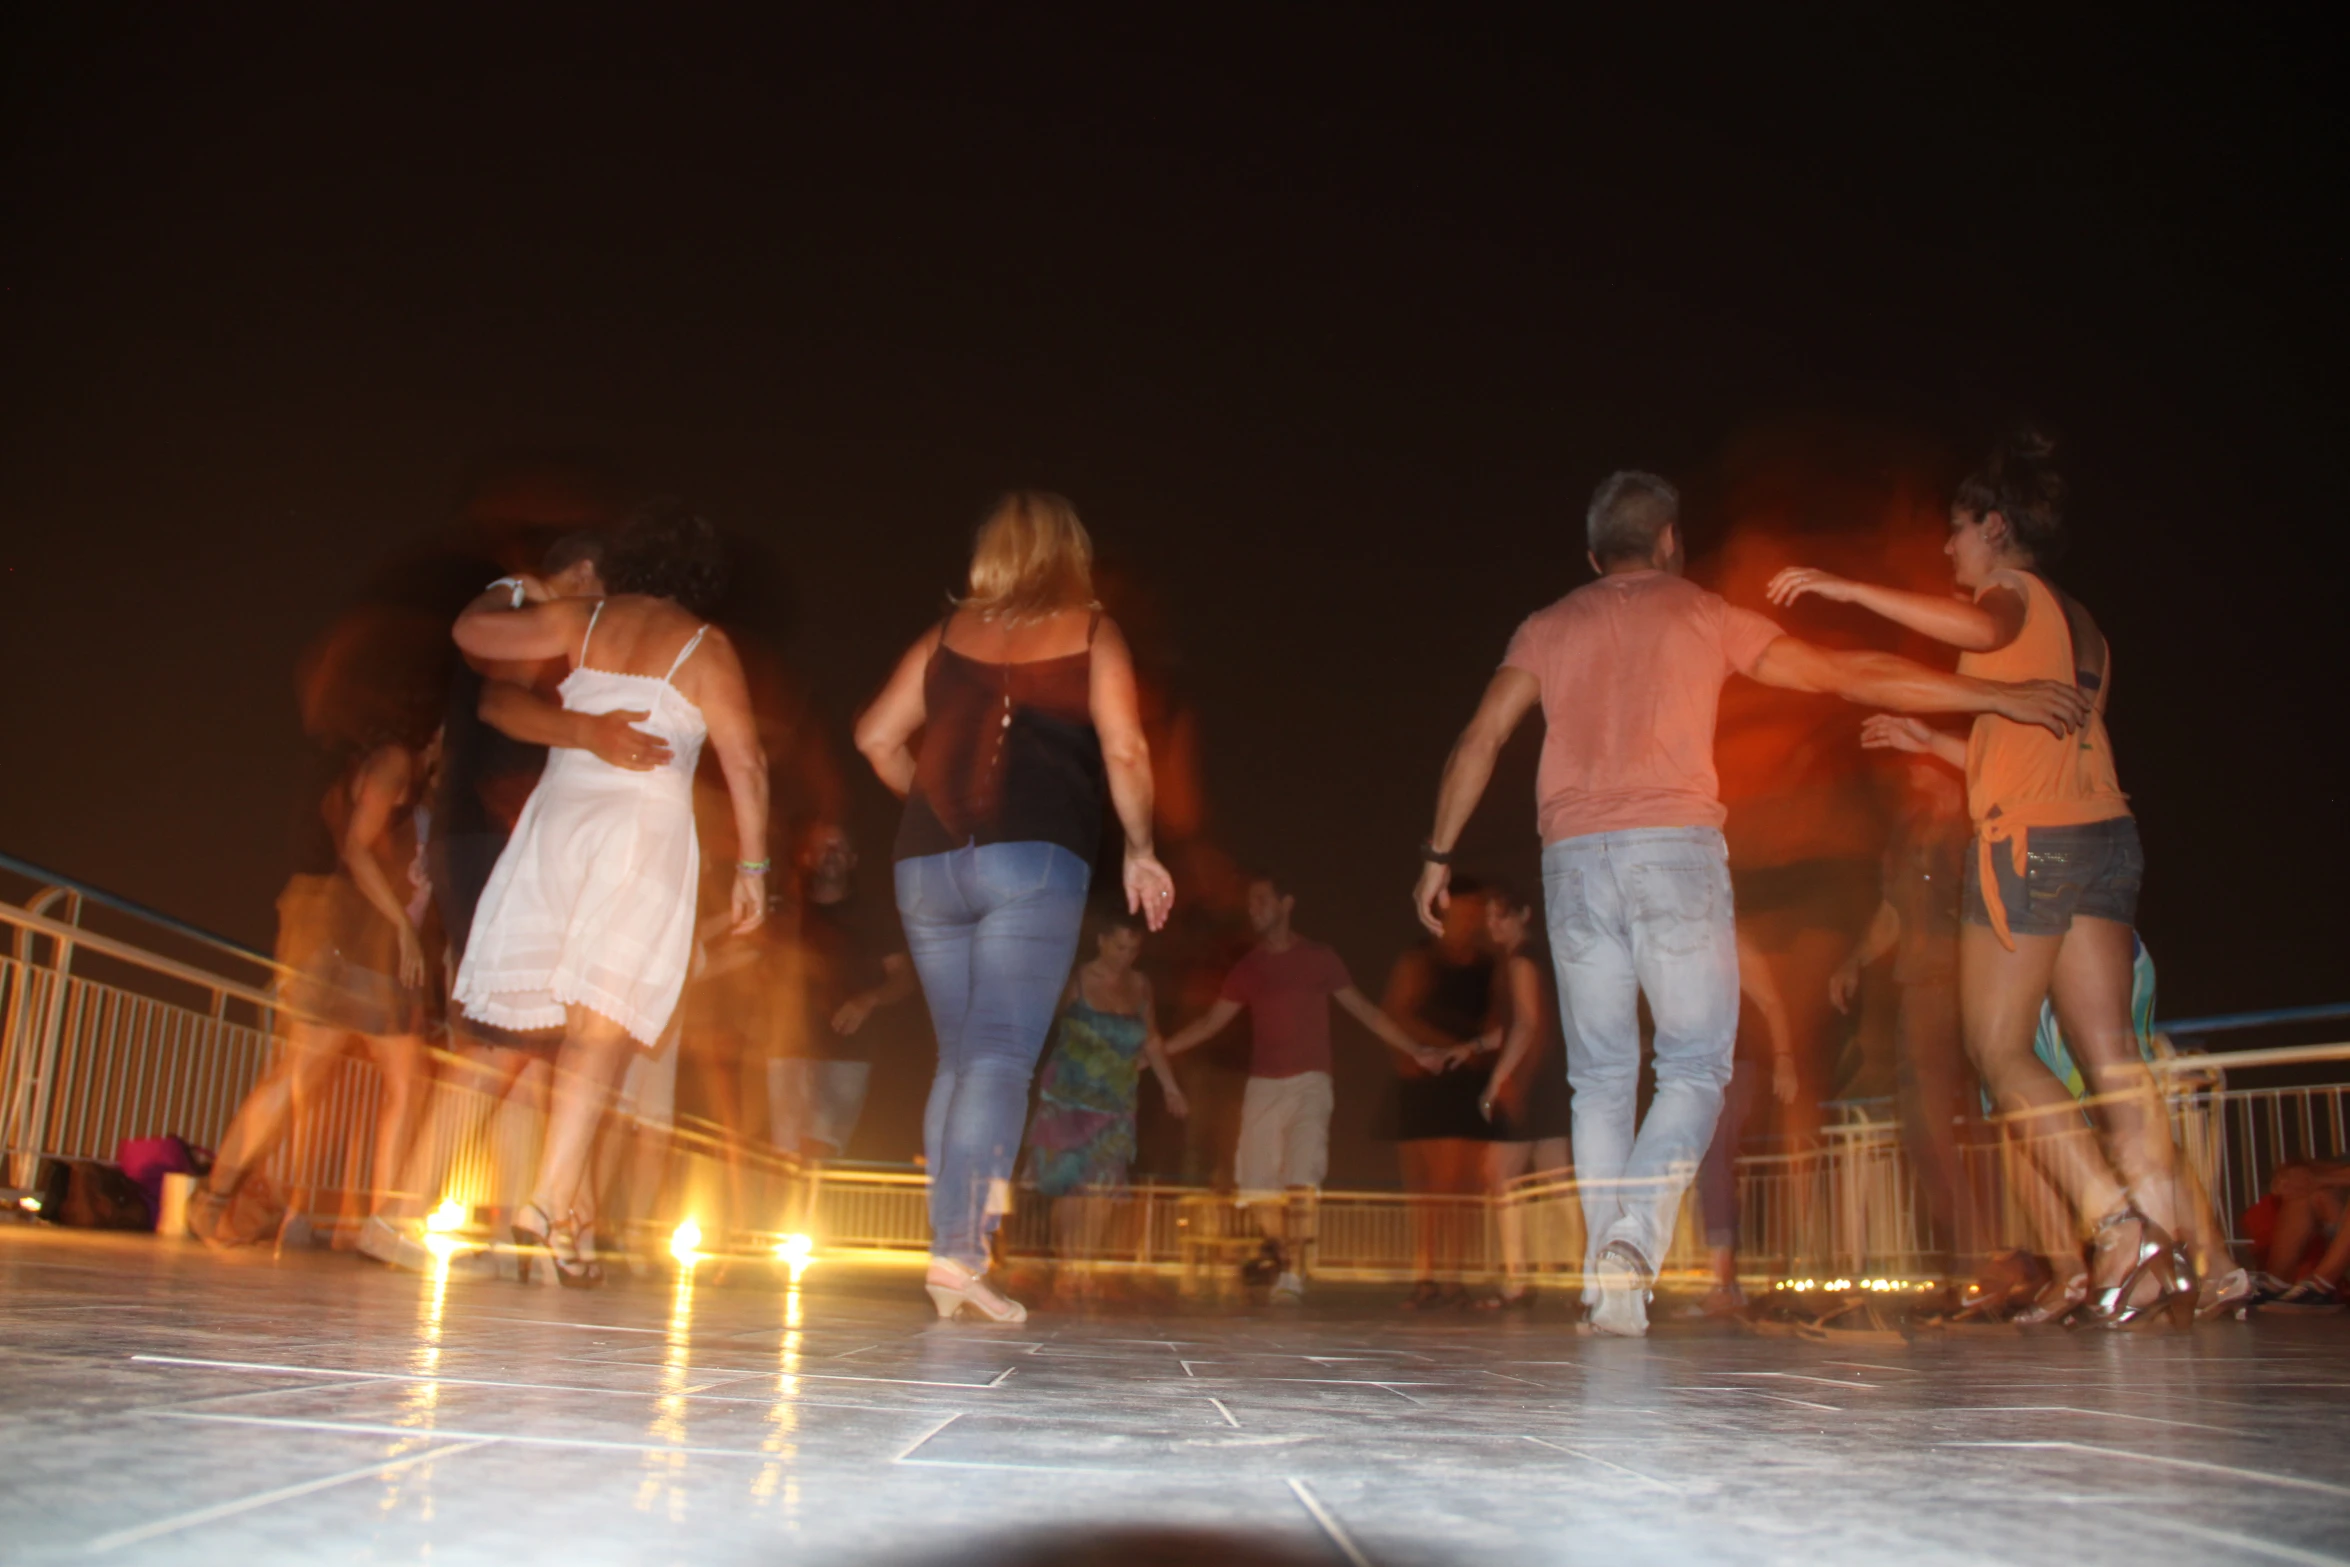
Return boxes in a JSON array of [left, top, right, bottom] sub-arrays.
[[1164, 872, 1442, 1301], [1413, 471, 2090, 1335]]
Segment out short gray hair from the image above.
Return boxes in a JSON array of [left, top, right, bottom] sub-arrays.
[[1586, 470, 1679, 565]]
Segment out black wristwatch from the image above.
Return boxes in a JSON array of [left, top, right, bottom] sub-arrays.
[[1418, 841, 1454, 866]]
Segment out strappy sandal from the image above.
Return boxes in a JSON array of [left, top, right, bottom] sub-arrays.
[[510, 1201, 601, 1288], [2196, 1267, 2256, 1322], [2081, 1206, 2193, 1330], [2008, 1271, 2090, 1327], [1401, 1279, 1446, 1310]]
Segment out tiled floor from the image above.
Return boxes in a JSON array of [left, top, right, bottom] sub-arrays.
[[3, 1226, 2346, 1566]]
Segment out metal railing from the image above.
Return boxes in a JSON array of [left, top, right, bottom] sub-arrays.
[[9, 850, 2349, 1286], [0, 854, 807, 1248]]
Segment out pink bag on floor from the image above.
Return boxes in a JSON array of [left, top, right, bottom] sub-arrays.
[[116, 1136, 204, 1225]]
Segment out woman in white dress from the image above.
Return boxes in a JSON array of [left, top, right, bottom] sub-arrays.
[[450, 502, 769, 1283]]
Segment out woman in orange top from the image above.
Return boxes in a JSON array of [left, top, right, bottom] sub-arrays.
[[1767, 430, 2190, 1328]]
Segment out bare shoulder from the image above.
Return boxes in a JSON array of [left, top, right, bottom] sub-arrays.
[[1974, 568, 2035, 607]]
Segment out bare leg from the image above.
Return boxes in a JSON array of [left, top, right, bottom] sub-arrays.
[[2305, 1205, 2350, 1285], [1960, 927, 2129, 1236], [1400, 1142, 1437, 1283], [1428, 1139, 1483, 1284], [524, 1009, 634, 1230], [360, 1033, 430, 1218], [2003, 1126, 2087, 1287], [381, 1044, 536, 1224], [206, 1021, 352, 1196], [2047, 918, 2182, 1238], [1895, 980, 1972, 1269], [1488, 1140, 1533, 1296]]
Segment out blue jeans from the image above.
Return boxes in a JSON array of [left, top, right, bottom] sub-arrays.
[[1543, 827, 1739, 1283], [896, 840, 1091, 1267]]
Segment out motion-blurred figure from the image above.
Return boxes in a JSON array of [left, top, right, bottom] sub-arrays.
[[451, 501, 770, 1285], [856, 493, 1172, 1325], [1161, 872, 1433, 1302], [1690, 929, 1797, 1315], [1773, 430, 2195, 1326], [772, 823, 916, 1161], [1829, 756, 1976, 1278], [363, 535, 676, 1270], [1476, 885, 1572, 1309], [1419, 469, 2090, 1335], [192, 706, 440, 1244], [1026, 911, 1185, 1301], [1383, 883, 1499, 1309]]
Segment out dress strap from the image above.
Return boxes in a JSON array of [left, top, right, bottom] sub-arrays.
[[580, 600, 606, 664], [664, 624, 711, 681]]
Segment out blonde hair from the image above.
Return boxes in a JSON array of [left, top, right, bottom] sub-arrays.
[[959, 491, 1098, 623]]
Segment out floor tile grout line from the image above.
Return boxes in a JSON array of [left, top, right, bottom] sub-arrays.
[[1285, 1478, 1374, 1567], [140, 1350, 1011, 1394], [1949, 1405, 2247, 1434], [2160, 1517, 2350, 1567], [893, 1411, 964, 1463], [149, 1409, 857, 1460], [1942, 1441, 2350, 1498], [1521, 1434, 1684, 1494], [84, 1438, 499, 1554]]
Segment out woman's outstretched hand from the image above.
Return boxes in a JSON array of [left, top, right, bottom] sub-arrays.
[[1765, 566, 1857, 608], [731, 868, 768, 934], [1859, 714, 1938, 753], [1124, 848, 1175, 932]]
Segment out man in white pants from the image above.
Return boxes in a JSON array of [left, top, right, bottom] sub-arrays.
[[1163, 873, 1443, 1299]]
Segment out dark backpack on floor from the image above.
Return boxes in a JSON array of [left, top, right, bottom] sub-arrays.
[[35, 1158, 155, 1230]]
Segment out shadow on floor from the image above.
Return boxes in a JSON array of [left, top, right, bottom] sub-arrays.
[[901, 1527, 1356, 1566]]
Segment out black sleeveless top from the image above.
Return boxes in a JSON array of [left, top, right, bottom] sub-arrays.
[[894, 619, 1107, 866], [1413, 943, 1495, 1044]]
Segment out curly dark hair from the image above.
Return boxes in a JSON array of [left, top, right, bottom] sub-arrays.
[[1952, 426, 2067, 566], [602, 497, 728, 614]]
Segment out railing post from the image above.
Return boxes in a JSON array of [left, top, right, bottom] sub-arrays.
[[5, 889, 79, 1187]]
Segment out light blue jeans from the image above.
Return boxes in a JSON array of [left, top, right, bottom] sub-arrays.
[[896, 840, 1091, 1267], [1543, 826, 1739, 1283]]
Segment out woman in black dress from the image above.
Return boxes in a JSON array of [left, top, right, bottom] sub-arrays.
[[1382, 879, 1497, 1307]]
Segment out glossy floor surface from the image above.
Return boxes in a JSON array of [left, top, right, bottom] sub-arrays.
[[3, 1226, 2346, 1566]]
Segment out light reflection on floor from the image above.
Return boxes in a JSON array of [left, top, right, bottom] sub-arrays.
[[4, 1226, 2346, 1566]]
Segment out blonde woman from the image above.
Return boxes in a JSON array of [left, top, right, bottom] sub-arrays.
[[857, 492, 1173, 1322]]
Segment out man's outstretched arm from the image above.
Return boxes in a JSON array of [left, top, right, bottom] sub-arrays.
[[1415, 667, 1541, 933], [1747, 638, 2090, 736], [1161, 998, 1244, 1058]]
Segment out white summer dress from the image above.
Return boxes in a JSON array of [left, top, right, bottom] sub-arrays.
[[452, 603, 710, 1047]]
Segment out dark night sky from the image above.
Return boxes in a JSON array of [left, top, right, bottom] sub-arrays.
[[4, 9, 2344, 1165]]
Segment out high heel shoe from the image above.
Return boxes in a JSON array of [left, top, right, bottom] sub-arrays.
[[2197, 1267, 2255, 1322], [2008, 1271, 2089, 1327], [509, 1201, 554, 1285], [925, 1257, 1027, 1323], [554, 1209, 605, 1289], [2082, 1206, 2194, 1330], [509, 1201, 600, 1288]]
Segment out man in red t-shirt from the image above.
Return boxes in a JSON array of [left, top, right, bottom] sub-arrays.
[[1165, 872, 1440, 1299], [1413, 470, 2090, 1335]]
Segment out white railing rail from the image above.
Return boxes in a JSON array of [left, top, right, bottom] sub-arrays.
[[8, 852, 2349, 1284]]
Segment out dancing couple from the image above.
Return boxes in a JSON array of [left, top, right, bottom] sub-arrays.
[[1417, 460, 2094, 1335]]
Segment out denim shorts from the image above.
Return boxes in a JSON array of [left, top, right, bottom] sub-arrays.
[[1962, 815, 2142, 937]]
